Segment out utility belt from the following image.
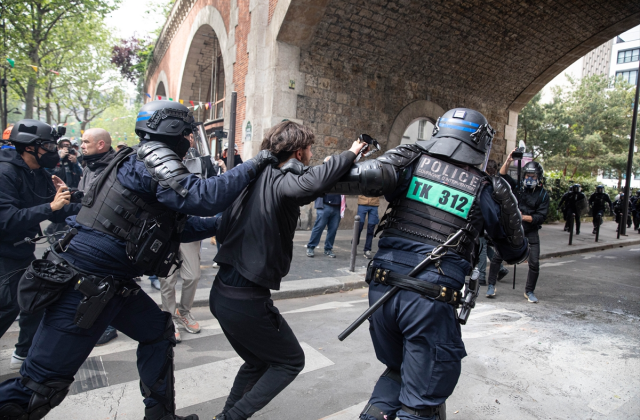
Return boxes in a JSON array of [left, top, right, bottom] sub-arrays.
[[366, 264, 462, 307], [17, 247, 140, 329]]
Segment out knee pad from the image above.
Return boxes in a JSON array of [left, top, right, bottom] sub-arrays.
[[139, 312, 176, 415], [9, 377, 73, 420]]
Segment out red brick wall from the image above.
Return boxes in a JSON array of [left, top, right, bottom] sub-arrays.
[[233, 0, 251, 155], [268, 0, 278, 23]]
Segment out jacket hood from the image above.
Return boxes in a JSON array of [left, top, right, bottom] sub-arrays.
[[0, 148, 31, 171]]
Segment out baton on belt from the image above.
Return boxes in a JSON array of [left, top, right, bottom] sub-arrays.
[[338, 228, 467, 341]]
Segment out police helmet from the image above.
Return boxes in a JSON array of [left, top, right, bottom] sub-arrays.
[[135, 100, 195, 141], [596, 185, 604, 193], [636, 189, 640, 196], [9, 119, 65, 149], [418, 108, 495, 166], [571, 184, 581, 193]]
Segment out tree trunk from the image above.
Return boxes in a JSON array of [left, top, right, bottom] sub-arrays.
[[25, 50, 40, 119], [618, 174, 622, 190]]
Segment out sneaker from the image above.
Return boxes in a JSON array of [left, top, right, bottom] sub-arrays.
[[324, 249, 336, 258], [173, 321, 182, 343], [497, 267, 509, 282], [486, 284, 496, 297], [525, 291, 539, 303], [149, 275, 161, 290], [96, 326, 118, 346], [10, 351, 26, 370], [176, 310, 200, 334], [212, 262, 219, 268], [364, 250, 372, 259], [306, 247, 314, 257]]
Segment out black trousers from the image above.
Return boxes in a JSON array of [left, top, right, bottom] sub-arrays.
[[0, 256, 45, 357], [488, 231, 541, 293], [209, 278, 305, 420]]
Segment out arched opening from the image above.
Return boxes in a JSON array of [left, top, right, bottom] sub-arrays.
[[178, 25, 225, 124], [155, 81, 167, 99], [401, 118, 435, 145]]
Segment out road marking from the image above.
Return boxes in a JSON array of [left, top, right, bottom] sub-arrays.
[[538, 260, 575, 268], [282, 299, 368, 314], [461, 304, 531, 339], [320, 400, 368, 419], [629, 248, 640, 251], [69, 356, 109, 395], [47, 342, 334, 420], [0, 319, 223, 377]]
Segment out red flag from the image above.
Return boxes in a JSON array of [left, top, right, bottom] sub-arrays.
[[157, 95, 161, 100], [189, 100, 195, 107]]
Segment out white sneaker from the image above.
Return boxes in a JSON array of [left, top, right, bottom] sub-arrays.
[[212, 262, 219, 268], [10, 351, 26, 370], [173, 321, 182, 343]]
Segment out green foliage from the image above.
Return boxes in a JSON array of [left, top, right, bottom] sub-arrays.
[[86, 103, 140, 146], [518, 75, 639, 187]]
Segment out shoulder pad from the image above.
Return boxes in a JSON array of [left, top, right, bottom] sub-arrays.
[[280, 158, 309, 175], [376, 144, 423, 170], [137, 141, 190, 197]]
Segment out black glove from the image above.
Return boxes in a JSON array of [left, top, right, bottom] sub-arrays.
[[247, 150, 279, 178]]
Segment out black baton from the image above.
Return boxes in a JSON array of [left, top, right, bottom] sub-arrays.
[[338, 229, 466, 341]]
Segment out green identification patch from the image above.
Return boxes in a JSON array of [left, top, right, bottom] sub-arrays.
[[406, 177, 475, 219]]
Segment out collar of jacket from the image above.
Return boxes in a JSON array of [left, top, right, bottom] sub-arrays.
[[280, 158, 308, 175], [84, 147, 116, 171]]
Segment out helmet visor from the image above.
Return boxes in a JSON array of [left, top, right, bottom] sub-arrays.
[[38, 141, 58, 152]]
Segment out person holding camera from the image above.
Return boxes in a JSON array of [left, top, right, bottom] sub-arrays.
[[52, 138, 82, 188], [0, 120, 81, 370], [486, 150, 549, 303]]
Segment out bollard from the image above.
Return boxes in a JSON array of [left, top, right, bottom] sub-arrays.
[[568, 213, 574, 245], [512, 264, 516, 290], [350, 215, 361, 272], [595, 213, 601, 243]]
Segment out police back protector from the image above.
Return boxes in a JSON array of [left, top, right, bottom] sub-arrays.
[[75, 147, 186, 277], [378, 153, 485, 265]]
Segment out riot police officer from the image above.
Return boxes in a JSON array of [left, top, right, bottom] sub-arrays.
[[558, 184, 586, 234], [0, 120, 81, 370], [630, 190, 640, 232], [589, 185, 613, 234], [330, 108, 529, 420], [613, 192, 632, 232], [0, 101, 277, 420]]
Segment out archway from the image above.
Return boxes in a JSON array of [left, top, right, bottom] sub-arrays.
[[155, 81, 167, 100], [387, 100, 445, 150]]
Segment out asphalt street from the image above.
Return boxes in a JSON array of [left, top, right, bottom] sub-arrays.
[[1, 245, 638, 420]]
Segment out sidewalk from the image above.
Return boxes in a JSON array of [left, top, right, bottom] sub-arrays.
[[139, 220, 640, 307]]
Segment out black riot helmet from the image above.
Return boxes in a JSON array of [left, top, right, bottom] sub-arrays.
[[9, 119, 66, 168], [596, 185, 604, 193], [418, 108, 495, 166], [135, 100, 195, 141], [571, 184, 581, 193], [522, 161, 544, 189], [636, 189, 640, 196]]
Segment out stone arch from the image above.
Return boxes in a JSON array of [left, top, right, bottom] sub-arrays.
[[154, 70, 169, 100], [175, 6, 231, 121], [387, 100, 445, 150]]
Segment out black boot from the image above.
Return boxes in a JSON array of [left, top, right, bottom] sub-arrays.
[[0, 403, 28, 420], [143, 403, 198, 420]]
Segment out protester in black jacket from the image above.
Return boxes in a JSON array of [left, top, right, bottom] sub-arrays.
[[210, 121, 365, 420], [50, 138, 82, 188], [0, 120, 81, 370], [486, 153, 549, 303]]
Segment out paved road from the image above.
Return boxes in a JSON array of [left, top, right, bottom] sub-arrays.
[[1, 245, 637, 419]]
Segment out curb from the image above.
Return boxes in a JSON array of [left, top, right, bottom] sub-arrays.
[[174, 239, 640, 308]]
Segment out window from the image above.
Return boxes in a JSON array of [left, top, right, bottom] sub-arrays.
[[615, 70, 638, 85], [401, 118, 434, 145], [617, 48, 639, 64]]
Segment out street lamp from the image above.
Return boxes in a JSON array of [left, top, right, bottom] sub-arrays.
[[8, 108, 21, 115]]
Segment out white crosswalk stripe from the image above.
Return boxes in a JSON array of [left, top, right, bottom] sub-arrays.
[[319, 401, 368, 419], [45, 342, 334, 420]]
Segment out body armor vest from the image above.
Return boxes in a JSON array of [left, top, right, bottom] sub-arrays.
[[377, 154, 486, 266], [75, 147, 186, 277], [591, 193, 609, 209]]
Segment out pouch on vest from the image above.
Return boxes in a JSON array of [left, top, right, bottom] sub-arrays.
[[18, 260, 76, 314]]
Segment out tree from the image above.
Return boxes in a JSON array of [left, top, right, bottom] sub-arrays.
[[111, 37, 151, 84], [2, 0, 117, 118]]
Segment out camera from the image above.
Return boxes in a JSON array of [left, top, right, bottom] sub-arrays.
[[67, 148, 76, 155], [512, 147, 525, 160]]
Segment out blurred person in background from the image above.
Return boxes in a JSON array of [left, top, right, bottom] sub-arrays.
[[356, 195, 380, 259], [2, 125, 15, 150]]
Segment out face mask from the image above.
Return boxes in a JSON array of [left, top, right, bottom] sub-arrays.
[[37, 150, 61, 169], [175, 137, 191, 159], [523, 177, 538, 189]]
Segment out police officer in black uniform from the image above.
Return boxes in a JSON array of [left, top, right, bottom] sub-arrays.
[[0, 120, 81, 370], [630, 190, 640, 232], [558, 184, 586, 235], [613, 192, 632, 231], [330, 108, 529, 420], [588, 185, 612, 234], [0, 101, 277, 420]]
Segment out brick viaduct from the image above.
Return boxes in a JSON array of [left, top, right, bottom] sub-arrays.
[[145, 0, 640, 222]]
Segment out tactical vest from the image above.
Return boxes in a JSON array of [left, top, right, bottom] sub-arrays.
[[377, 154, 486, 266], [75, 147, 186, 277], [591, 193, 608, 209]]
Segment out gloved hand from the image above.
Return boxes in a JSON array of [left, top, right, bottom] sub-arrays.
[[247, 150, 279, 177]]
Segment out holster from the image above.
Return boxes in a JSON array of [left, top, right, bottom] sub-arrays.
[[73, 274, 141, 329], [366, 264, 462, 307]]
